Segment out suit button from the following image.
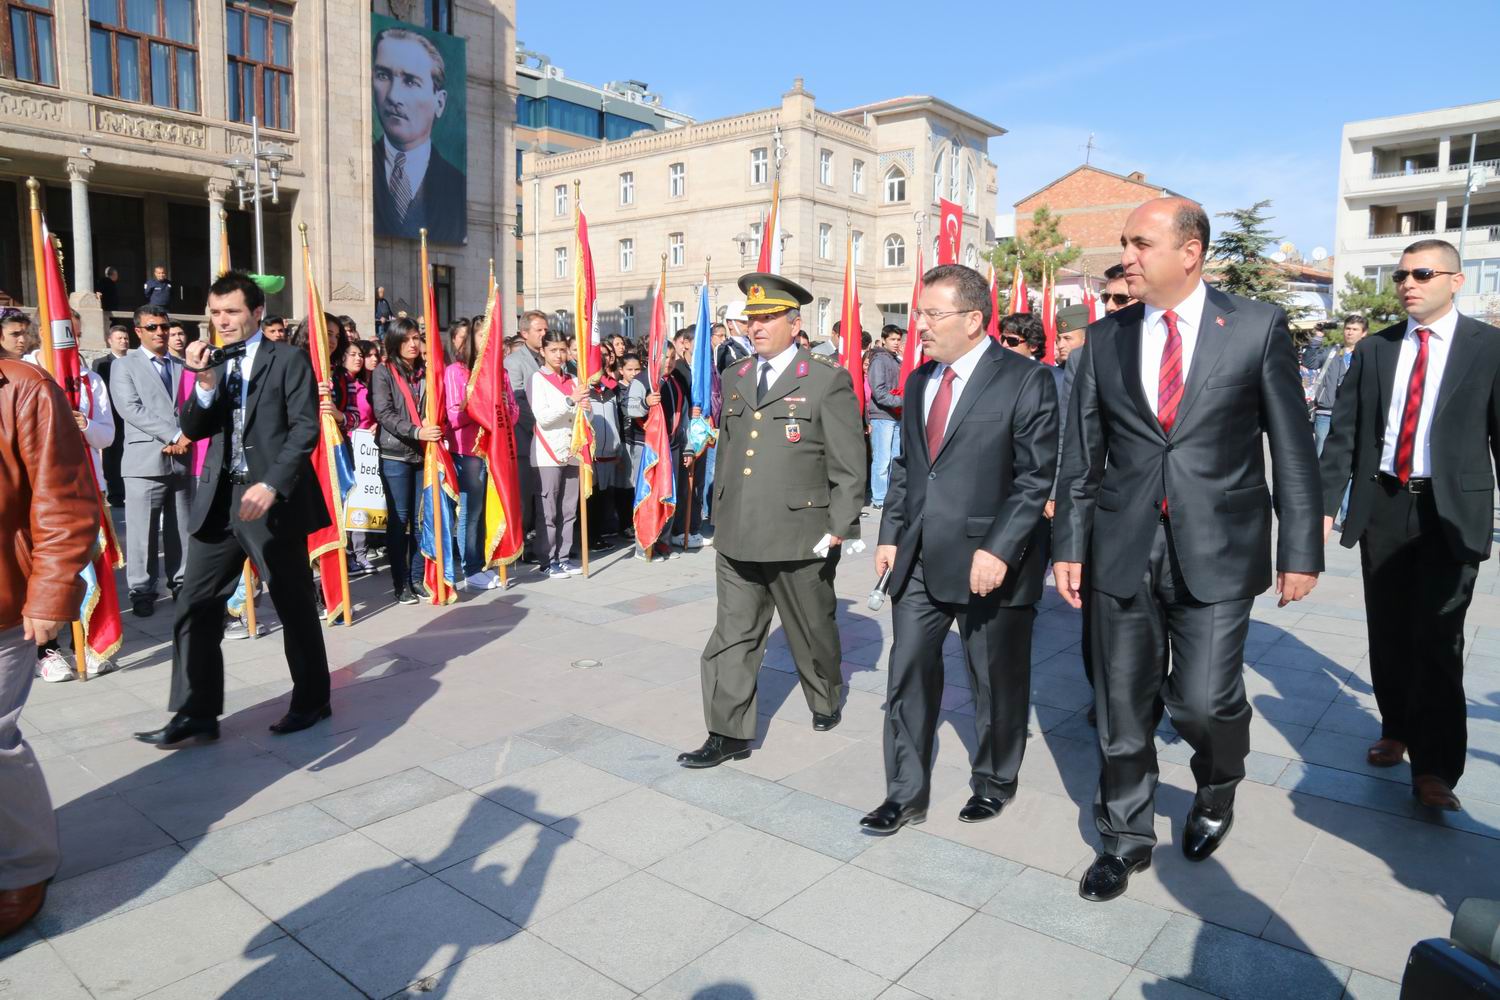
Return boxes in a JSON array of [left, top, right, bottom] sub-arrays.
[[753, 412, 763, 421], [928, 472, 936, 481], [1165, 443, 1174, 452], [744, 468, 752, 476], [746, 449, 755, 457], [750, 430, 758, 439]]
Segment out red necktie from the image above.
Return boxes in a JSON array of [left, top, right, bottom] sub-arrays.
[[1157, 310, 1184, 433], [1394, 327, 1431, 483], [926, 367, 958, 458]]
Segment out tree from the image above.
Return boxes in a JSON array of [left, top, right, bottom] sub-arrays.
[[985, 205, 1081, 291], [1208, 200, 1295, 310], [1335, 272, 1405, 326]]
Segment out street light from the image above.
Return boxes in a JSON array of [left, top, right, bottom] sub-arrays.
[[223, 117, 291, 274]]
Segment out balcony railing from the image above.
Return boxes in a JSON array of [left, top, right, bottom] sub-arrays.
[[1450, 157, 1500, 173], [1371, 165, 1440, 180], [1368, 228, 1437, 239]]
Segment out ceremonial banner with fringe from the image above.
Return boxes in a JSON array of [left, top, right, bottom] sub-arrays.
[[465, 273, 524, 569], [419, 232, 460, 603], [572, 206, 598, 499], [632, 264, 675, 548], [841, 233, 867, 417]]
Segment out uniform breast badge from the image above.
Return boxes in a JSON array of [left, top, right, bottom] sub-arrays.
[[785, 421, 802, 443]]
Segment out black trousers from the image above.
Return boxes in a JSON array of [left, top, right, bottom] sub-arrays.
[[672, 453, 705, 536], [170, 480, 330, 719], [1092, 521, 1252, 862], [1360, 480, 1477, 786], [884, 559, 1034, 809]]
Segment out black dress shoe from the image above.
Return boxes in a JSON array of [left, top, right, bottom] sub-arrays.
[[957, 795, 1008, 823], [1078, 854, 1150, 902], [130, 596, 155, 618], [412, 581, 432, 600], [134, 715, 219, 749], [812, 709, 842, 732], [859, 800, 926, 835], [676, 735, 751, 769], [1181, 802, 1233, 862], [269, 704, 332, 735], [395, 587, 419, 605]]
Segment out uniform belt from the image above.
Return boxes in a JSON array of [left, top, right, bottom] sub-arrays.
[[1378, 473, 1430, 494], [229, 470, 253, 485]]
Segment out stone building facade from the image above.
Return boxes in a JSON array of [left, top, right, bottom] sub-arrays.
[[521, 79, 1002, 341], [0, 0, 514, 343], [1014, 164, 1188, 282]]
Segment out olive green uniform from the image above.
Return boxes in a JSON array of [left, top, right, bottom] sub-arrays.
[[700, 347, 867, 738]]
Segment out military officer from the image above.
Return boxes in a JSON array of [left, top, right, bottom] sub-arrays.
[[678, 273, 868, 768]]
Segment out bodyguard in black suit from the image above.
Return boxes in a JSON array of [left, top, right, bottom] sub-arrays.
[[1054, 198, 1324, 901], [135, 272, 331, 748], [1318, 239, 1500, 813], [861, 264, 1059, 835]]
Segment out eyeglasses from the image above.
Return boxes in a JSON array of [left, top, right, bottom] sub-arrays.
[[1000, 335, 1026, 347], [1392, 268, 1457, 284], [1099, 293, 1133, 307], [139, 323, 169, 332], [914, 308, 980, 322]]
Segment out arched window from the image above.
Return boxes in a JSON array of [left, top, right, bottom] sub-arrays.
[[963, 245, 978, 268], [964, 163, 976, 212], [884, 165, 906, 203], [932, 150, 945, 203], [884, 234, 906, 268]]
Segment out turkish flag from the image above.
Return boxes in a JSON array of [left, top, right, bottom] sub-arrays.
[[938, 199, 963, 265]]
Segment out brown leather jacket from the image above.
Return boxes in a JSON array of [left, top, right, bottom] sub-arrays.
[[0, 359, 99, 631]]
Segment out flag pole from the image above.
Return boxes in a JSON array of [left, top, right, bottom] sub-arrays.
[[243, 564, 258, 638], [486, 255, 506, 589], [420, 228, 446, 601], [572, 180, 590, 578]]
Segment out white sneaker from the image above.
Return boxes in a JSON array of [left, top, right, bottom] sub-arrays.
[[465, 571, 496, 591], [562, 560, 584, 577], [84, 649, 120, 678], [36, 649, 74, 683], [686, 533, 705, 549], [547, 563, 571, 580], [669, 533, 686, 546]]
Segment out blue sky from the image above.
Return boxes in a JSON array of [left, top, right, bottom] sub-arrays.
[[518, 0, 1497, 259]]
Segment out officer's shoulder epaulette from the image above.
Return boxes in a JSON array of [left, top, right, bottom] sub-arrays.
[[809, 353, 841, 369]]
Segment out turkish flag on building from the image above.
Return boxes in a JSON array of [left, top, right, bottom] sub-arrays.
[[938, 199, 963, 265]]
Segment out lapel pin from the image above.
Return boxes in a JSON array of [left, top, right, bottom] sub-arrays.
[[795, 361, 809, 377], [1215, 316, 1225, 327]]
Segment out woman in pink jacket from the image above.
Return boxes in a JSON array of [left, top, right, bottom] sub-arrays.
[[443, 319, 518, 591]]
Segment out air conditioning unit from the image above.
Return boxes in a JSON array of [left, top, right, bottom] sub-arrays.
[[544, 65, 564, 80]]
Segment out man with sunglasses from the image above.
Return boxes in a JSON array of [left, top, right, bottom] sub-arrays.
[[1318, 239, 1499, 812], [110, 304, 192, 618], [1054, 197, 1323, 901], [1099, 263, 1137, 315]]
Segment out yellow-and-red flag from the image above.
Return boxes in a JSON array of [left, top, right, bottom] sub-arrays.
[[299, 227, 353, 625], [419, 230, 460, 604], [465, 269, 524, 569], [841, 232, 866, 417], [571, 204, 598, 499]]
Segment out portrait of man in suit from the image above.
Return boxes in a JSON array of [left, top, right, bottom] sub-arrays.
[[371, 21, 467, 244]]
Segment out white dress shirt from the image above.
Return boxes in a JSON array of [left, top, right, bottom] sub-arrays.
[[383, 137, 431, 200], [195, 330, 264, 413], [1379, 307, 1459, 478], [755, 342, 800, 393], [922, 334, 991, 422], [1139, 280, 1209, 417]]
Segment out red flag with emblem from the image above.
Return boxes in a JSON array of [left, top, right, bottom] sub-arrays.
[[301, 234, 352, 625], [938, 199, 963, 266], [986, 264, 1001, 341], [633, 264, 676, 549], [841, 233, 866, 417], [894, 245, 924, 399]]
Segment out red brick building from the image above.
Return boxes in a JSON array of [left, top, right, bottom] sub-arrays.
[[1015, 165, 1194, 280]]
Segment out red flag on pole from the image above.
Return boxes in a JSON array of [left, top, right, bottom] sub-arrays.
[[986, 264, 1001, 341], [466, 276, 524, 570], [1009, 263, 1030, 315], [572, 205, 598, 499], [419, 231, 460, 604], [300, 228, 352, 625], [894, 245, 924, 400], [1085, 286, 1098, 323], [938, 199, 963, 265], [841, 233, 866, 417], [633, 264, 676, 549], [1041, 266, 1057, 365], [756, 179, 782, 274]]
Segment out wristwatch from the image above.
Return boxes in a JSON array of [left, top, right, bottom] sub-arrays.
[[257, 482, 279, 498]]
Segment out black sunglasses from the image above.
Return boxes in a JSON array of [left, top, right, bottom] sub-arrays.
[[1000, 334, 1026, 347], [1392, 268, 1457, 284], [139, 322, 170, 332], [1099, 293, 1133, 306]]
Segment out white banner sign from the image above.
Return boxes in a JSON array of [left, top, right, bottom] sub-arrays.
[[344, 429, 387, 533]]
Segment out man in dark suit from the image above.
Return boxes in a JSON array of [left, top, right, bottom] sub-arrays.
[[135, 272, 331, 748], [372, 27, 466, 245], [1318, 238, 1499, 812], [861, 264, 1058, 835], [1054, 197, 1324, 902]]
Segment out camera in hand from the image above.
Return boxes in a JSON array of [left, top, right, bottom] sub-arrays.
[[204, 340, 249, 367]]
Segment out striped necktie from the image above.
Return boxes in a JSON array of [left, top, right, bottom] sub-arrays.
[[390, 151, 412, 221], [1157, 310, 1183, 433], [1393, 327, 1431, 483]]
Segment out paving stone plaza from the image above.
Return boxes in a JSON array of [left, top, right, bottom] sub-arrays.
[[4, 520, 1498, 999]]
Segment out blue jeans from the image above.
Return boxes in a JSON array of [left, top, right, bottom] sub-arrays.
[[1312, 411, 1350, 521], [869, 418, 901, 505], [380, 458, 424, 591], [455, 454, 488, 577]]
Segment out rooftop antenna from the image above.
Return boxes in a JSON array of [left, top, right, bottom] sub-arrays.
[[1083, 132, 1100, 165]]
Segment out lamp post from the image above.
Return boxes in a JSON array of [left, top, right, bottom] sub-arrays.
[[1457, 132, 1492, 268], [223, 117, 291, 274]]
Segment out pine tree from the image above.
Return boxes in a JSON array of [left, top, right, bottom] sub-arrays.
[[1208, 200, 1294, 310], [1335, 272, 1406, 326], [985, 205, 1082, 292]]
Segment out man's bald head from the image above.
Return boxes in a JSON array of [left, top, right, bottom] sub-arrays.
[[1120, 197, 1212, 308]]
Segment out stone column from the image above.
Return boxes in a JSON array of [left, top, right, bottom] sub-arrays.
[[207, 179, 227, 281], [65, 157, 95, 296]]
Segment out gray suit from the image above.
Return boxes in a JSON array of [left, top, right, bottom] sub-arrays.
[[110, 347, 191, 598]]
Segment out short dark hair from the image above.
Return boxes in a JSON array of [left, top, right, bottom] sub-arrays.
[[168, 320, 187, 333], [922, 264, 992, 330], [522, 310, 548, 328], [0, 308, 29, 329], [338, 315, 355, 329], [1103, 263, 1127, 281], [1402, 238, 1461, 270], [133, 304, 170, 326], [208, 271, 265, 312], [1171, 201, 1211, 253], [108, 321, 132, 336], [1342, 314, 1368, 330], [443, 319, 473, 366], [881, 324, 903, 339], [1000, 312, 1046, 357], [263, 315, 285, 327], [540, 329, 571, 348], [860, 331, 872, 350], [710, 323, 726, 335]]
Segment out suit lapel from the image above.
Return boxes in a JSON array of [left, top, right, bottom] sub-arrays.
[[910, 361, 935, 464], [1169, 287, 1236, 436], [1433, 316, 1478, 423], [136, 349, 172, 409], [1114, 310, 1164, 440], [1375, 327, 1402, 426], [243, 339, 274, 430], [932, 342, 1002, 463]]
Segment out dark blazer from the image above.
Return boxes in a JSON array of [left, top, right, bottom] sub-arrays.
[[179, 337, 328, 538], [373, 141, 467, 245], [879, 339, 1059, 607], [1054, 285, 1324, 603], [1318, 314, 1500, 562]]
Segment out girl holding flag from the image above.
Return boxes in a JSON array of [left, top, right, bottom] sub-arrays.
[[530, 330, 588, 579], [372, 318, 443, 604]]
